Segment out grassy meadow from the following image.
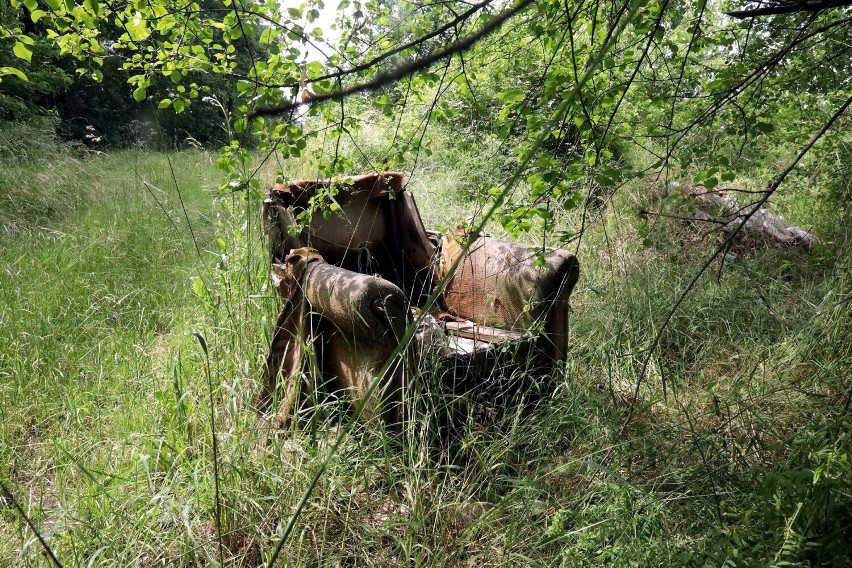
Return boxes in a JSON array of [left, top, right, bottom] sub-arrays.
[[0, 120, 850, 567]]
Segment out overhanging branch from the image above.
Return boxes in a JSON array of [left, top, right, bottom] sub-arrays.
[[305, 0, 498, 87], [726, 0, 852, 19], [246, 0, 535, 119]]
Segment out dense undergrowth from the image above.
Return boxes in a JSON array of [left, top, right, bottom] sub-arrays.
[[0, 118, 850, 567]]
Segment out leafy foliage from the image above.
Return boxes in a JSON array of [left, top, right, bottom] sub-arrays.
[[1, 0, 268, 146]]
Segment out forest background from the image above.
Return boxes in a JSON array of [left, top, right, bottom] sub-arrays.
[[1, 0, 851, 565]]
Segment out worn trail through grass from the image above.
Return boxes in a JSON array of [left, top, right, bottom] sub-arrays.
[[0, 150, 221, 563]]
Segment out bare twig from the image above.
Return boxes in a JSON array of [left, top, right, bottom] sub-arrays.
[[0, 480, 63, 567]]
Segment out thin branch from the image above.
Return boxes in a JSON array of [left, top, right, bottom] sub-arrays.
[[0, 480, 63, 567], [247, 0, 535, 118], [726, 0, 852, 18], [306, 0, 496, 86], [599, 0, 670, 148]]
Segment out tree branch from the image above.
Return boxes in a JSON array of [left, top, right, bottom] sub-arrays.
[[304, 0, 497, 86], [726, 0, 852, 19], [246, 0, 535, 119]]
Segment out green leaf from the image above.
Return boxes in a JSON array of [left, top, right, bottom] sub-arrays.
[[127, 18, 150, 42], [594, 173, 614, 186], [586, 151, 597, 167], [191, 277, 207, 301], [173, 99, 185, 113], [259, 27, 275, 44], [132, 86, 147, 101], [13, 42, 32, 63], [306, 60, 323, 76], [497, 87, 525, 104], [158, 98, 172, 108], [30, 9, 46, 22], [0, 67, 28, 81]]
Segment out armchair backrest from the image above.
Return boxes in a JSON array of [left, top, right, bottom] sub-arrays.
[[264, 172, 439, 308]]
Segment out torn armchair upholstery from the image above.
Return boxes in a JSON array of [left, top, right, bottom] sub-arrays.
[[260, 172, 579, 426]]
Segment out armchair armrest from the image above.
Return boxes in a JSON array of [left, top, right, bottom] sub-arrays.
[[264, 248, 411, 425], [305, 262, 411, 422]]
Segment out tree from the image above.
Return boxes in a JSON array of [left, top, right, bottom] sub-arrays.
[[4, 0, 847, 177], [4, 0, 849, 378], [1, 0, 270, 146], [0, 3, 70, 120]]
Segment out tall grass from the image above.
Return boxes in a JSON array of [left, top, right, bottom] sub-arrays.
[[0, 120, 850, 566], [0, 119, 95, 236], [0, 142, 224, 564]]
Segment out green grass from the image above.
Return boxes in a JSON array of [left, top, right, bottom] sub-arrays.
[[0, 120, 94, 235], [0, 146, 225, 565], [1, 123, 850, 566]]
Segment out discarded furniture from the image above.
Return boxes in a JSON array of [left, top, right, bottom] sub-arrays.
[[670, 182, 818, 251], [261, 172, 579, 426]]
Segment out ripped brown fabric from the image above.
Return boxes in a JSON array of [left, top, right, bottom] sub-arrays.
[[259, 247, 324, 427]]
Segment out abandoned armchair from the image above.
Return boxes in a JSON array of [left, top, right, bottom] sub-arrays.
[[260, 172, 579, 427]]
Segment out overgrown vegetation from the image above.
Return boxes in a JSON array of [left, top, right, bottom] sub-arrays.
[[0, 0, 262, 148], [2, 0, 852, 564], [1, 105, 850, 564]]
